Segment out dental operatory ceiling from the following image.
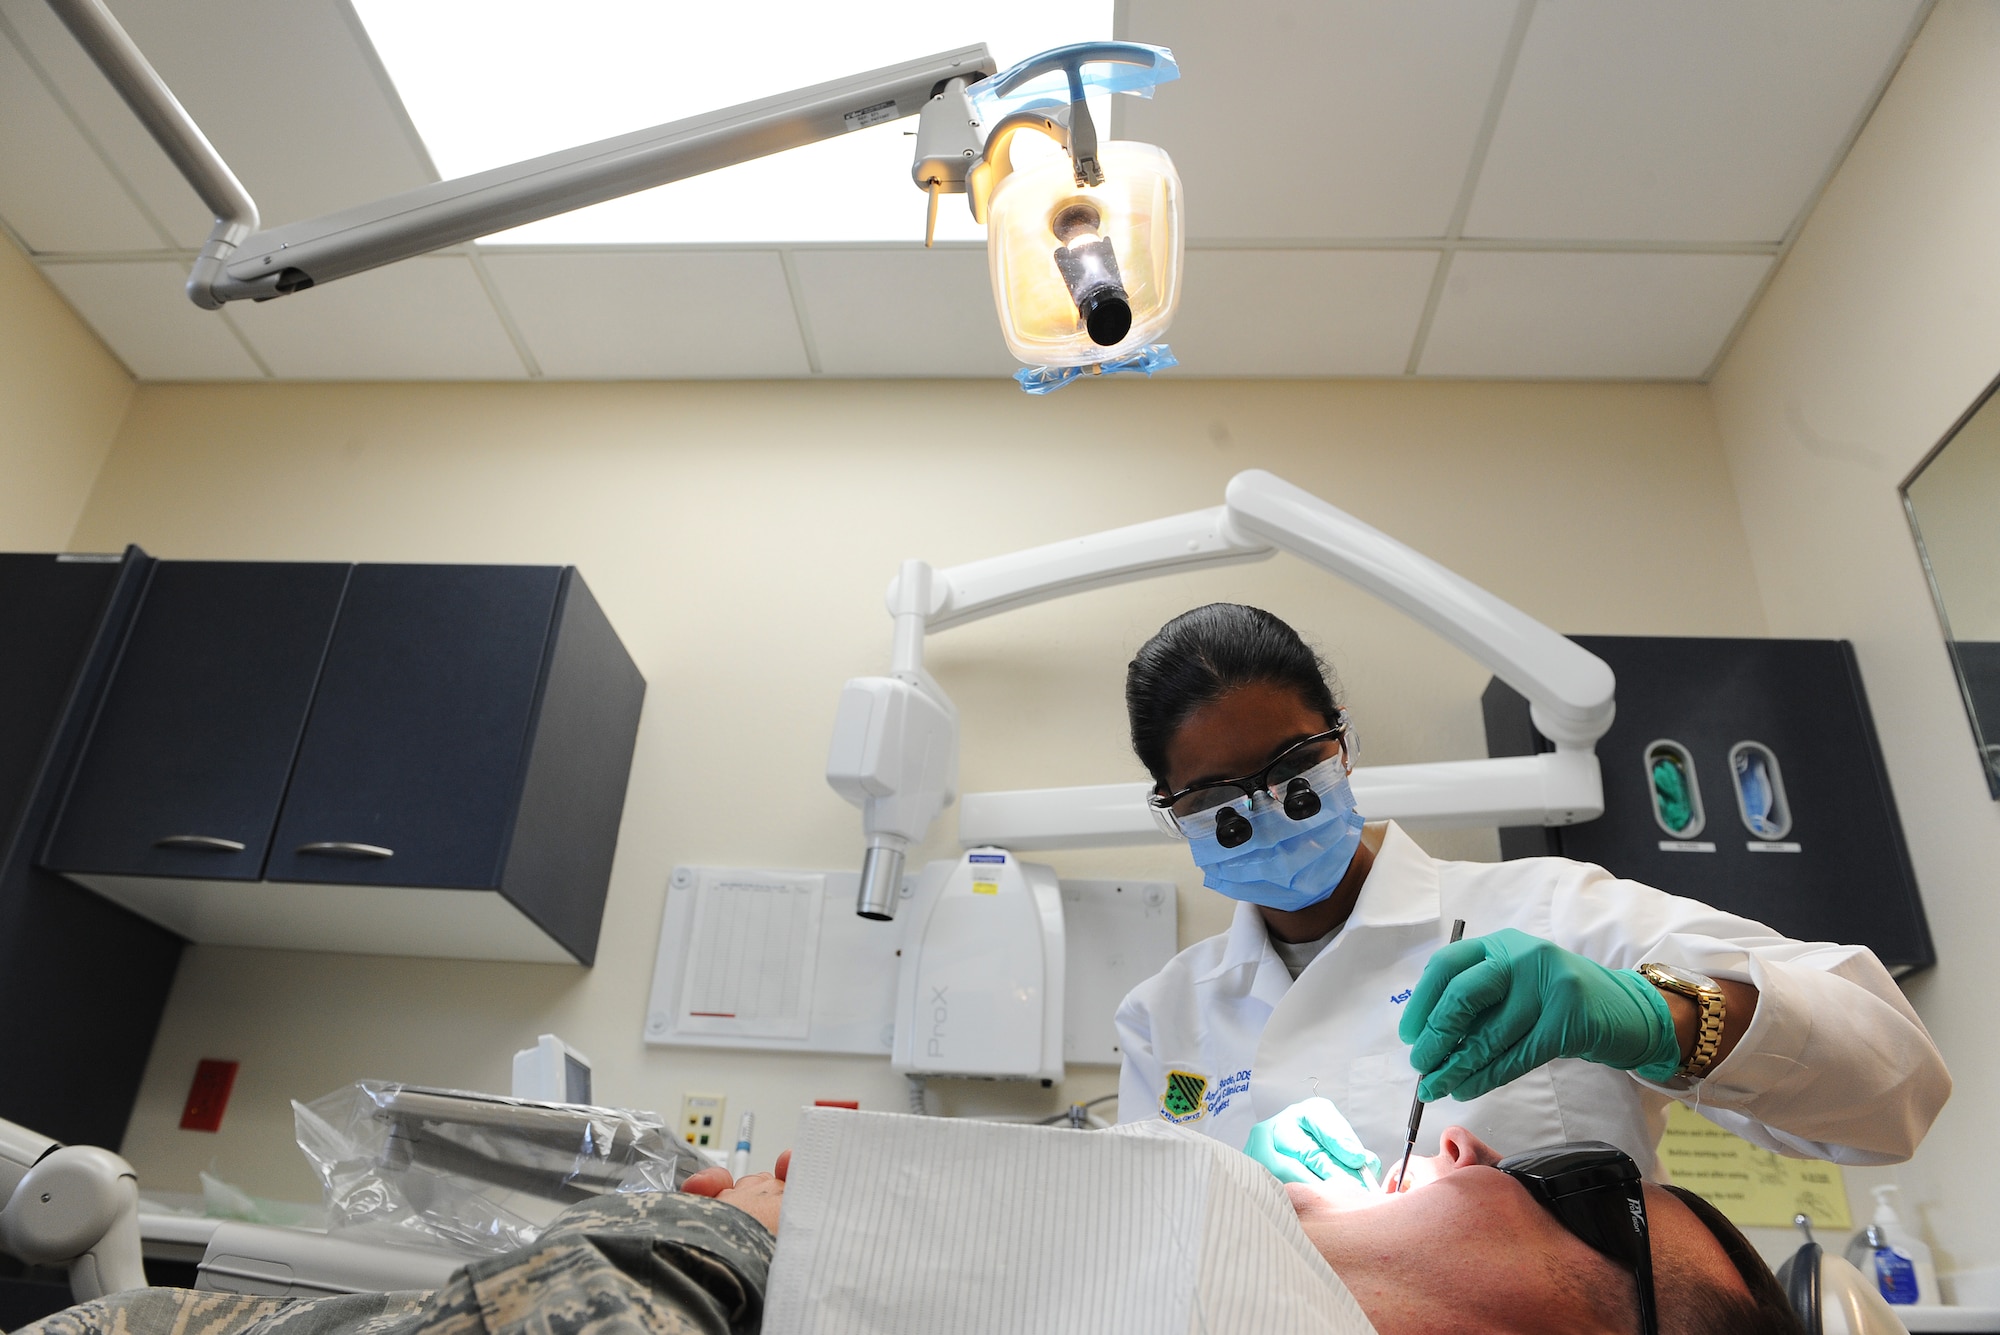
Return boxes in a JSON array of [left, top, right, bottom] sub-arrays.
[[0, 0, 1931, 382]]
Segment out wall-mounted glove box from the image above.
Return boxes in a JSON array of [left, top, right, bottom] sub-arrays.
[[40, 560, 644, 965], [1483, 636, 1933, 975]]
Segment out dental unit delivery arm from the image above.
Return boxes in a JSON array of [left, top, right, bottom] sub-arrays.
[[828, 470, 1616, 911], [0, 1117, 146, 1302], [43, 0, 995, 310]]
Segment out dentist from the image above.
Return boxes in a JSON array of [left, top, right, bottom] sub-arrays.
[[1113, 603, 1950, 1184]]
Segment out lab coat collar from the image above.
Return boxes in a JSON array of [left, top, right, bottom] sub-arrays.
[[1348, 821, 1442, 929], [1192, 822, 1440, 987]]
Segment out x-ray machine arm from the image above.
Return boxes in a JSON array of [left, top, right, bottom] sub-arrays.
[[827, 469, 1616, 917]]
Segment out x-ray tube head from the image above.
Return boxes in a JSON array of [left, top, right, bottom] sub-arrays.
[[1050, 202, 1132, 346]]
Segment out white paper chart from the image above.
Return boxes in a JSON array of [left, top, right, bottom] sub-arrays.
[[673, 871, 824, 1041]]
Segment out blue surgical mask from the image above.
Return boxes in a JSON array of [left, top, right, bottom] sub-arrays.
[[1185, 756, 1365, 912]]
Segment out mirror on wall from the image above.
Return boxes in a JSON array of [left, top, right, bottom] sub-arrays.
[[1904, 374, 2000, 796]]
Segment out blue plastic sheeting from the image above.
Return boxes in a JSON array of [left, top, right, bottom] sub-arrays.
[[971, 42, 1179, 121], [1014, 344, 1178, 394]]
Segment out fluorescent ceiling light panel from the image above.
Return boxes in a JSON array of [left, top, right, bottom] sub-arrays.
[[350, 0, 1114, 245]]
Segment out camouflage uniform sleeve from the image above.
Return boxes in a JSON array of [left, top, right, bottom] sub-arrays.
[[12, 1193, 771, 1335]]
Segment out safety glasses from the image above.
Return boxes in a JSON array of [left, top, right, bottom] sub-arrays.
[[1147, 725, 1346, 843], [1496, 1142, 1658, 1335]]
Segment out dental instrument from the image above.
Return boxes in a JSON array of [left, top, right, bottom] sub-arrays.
[[1394, 919, 1464, 1193]]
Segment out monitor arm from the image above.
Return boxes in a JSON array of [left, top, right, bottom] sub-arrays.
[[826, 469, 1615, 914], [0, 1118, 145, 1302], [44, 0, 995, 309]]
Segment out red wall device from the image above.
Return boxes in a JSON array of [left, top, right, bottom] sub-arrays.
[[179, 1059, 239, 1132]]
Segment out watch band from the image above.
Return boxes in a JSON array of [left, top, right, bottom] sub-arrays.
[[1638, 962, 1726, 1080]]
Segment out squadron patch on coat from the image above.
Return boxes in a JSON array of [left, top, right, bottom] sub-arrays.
[[1160, 1069, 1209, 1123]]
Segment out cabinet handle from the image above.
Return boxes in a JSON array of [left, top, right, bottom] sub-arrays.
[[154, 835, 246, 852], [295, 841, 394, 859]]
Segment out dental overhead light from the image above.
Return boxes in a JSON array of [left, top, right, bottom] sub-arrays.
[[43, 0, 1182, 391], [912, 43, 1184, 392]]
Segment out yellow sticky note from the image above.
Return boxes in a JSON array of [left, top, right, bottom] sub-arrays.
[[972, 880, 999, 895], [1656, 1102, 1851, 1230]]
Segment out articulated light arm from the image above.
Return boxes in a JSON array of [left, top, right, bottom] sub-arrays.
[[831, 470, 1616, 902], [45, 0, 993, 309]]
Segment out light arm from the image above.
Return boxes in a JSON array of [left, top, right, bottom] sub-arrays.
[[891, 506, 1273, 632], [45, 0, 993, 308], [831, 468, 1618, 891], [1224, 470, 1614, 747]]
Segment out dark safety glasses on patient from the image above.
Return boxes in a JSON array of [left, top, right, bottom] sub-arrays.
[[1147, 725, 1345, 847], [1497, 1142, 1658, 1335]]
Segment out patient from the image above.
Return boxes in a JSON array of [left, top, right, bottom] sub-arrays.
[[684, 1124, 1800, 1335], [22, 1127, 1798, 1335]]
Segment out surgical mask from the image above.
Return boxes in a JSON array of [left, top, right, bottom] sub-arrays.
[[1183, 754, 1365, 912]]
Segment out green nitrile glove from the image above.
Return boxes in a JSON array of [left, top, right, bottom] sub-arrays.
[[1243, 1097, 1382, 1189], [1398, 928, 1683, 1102]]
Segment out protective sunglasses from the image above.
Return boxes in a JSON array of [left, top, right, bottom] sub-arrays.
[[1147, 725, 1346, 847], [1496, 1142, 1658, 1335]]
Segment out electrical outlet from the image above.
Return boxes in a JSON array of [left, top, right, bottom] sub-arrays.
[[680, 1093, 726, 1150]]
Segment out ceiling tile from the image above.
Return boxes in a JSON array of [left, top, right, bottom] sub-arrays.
[[1118, 0, 1519, 240], [39, 0, 434, 239], [1170, 249, 1438, 376], [40, 260, 262, 378], [1418, 250, 1771, 378], [0, 0, 211, 248], [0, 25, 161, 252], [789, 248, 1017, 377], [480, 250, 809, 378], [228, 255, 526, 379], [1465, 0, 1925, 243]]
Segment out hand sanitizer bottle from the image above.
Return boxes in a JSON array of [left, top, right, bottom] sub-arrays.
[[1843, 1185, 1938, 1306]]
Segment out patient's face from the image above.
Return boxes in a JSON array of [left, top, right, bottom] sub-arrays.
[[1288, 1127, 1749, 1335]]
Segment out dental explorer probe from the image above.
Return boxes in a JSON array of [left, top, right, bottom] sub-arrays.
[[1394, 919, 1465, 1193]]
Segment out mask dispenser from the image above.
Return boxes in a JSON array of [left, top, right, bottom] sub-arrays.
[[891, 850, 1066, 1083]]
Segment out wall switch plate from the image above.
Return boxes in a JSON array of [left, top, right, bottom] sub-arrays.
[[680, 1093, 726, 1149]]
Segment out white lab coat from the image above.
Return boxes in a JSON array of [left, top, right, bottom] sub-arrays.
[[1114, 821, 1950, 1177]]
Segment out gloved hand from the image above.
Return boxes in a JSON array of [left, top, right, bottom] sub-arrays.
[[1243, 1097, 1382, 1189], [1398, 928, 1683, 1102]]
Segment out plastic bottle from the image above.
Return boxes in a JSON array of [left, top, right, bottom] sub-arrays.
[[1843, 1185, 1938, 1306]]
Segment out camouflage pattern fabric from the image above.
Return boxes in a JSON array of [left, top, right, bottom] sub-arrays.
[[15, 1192, 773, 1335]]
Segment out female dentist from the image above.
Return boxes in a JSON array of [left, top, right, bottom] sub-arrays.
[[1113, 603, 1950, 1184]]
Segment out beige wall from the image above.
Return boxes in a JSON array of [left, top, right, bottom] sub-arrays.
[[0, 233, 130, 547], [1709, 0, 2000, 1291], [69, 376, 1764, 1203]]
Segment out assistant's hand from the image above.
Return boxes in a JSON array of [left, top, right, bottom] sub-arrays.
[[681, 1150, 792, 1235], [1398, 928, 1682, 1102], [1244, 1097, 1382, 1189]]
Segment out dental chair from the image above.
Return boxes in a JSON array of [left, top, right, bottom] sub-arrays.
[[0, 1114, 460, 1313]]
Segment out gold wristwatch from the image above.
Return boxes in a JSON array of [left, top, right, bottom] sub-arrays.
[[1637, 962, 1726, 1080]]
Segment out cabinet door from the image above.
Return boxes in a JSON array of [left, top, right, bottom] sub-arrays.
[[44, 562, 350, 880], [265, 565, 562, 889]]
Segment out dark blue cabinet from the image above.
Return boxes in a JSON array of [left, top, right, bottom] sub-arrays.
[[0, 549, 181, 1150], [43, 561, 643, 965], [45, 561, 348, 881], [266, 565, 562, 891]]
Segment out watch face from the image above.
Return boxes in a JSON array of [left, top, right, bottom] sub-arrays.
[[1648, 963, 1719, 993]]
